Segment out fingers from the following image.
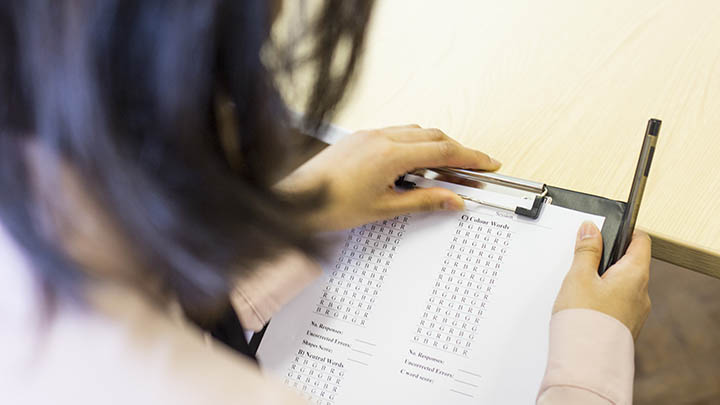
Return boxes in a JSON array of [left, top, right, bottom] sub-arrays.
[[568, 221, 604, 279], [603, 231, 652, 279], [360, 125, 501, 172], [396, 140, 502, 172], [383, 126, 446, 143], [382, 124, 422, 133], [379, 187, 465, 216]]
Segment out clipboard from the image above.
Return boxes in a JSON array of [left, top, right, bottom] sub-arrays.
[[396, 167, 626, 274], [240, 167, 629, 358]]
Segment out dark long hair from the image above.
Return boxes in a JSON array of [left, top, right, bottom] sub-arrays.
[[0, 0, 374, 318]]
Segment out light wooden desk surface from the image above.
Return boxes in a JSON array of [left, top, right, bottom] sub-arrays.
[[329, 0, 720, 277]]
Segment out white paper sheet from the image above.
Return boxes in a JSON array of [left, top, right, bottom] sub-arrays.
[[257, 177, 604, 404]]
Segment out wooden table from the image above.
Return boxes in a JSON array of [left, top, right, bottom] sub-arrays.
[[326, 0, 720, 277]]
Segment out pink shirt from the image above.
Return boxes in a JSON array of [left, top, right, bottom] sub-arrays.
[[537, 309, 634, 404], [0, 223, 635, 404]]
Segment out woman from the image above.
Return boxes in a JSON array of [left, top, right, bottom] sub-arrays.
[[0, 1, 650, 404]]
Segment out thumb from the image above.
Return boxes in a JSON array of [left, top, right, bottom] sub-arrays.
[[382, 187, 465, 215], [569, 221, 603, 278]]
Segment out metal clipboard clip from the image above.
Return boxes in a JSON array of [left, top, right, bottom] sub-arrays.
[[396, 168, 550, 219]]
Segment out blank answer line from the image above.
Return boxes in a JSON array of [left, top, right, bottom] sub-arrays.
[[351, 348, 373, 356], [457, 369, 482, 378], [449, 389, 474, 398], [347, 358, 369, 366], [354, 339, 377, 346], [454, 379, 478, 388]]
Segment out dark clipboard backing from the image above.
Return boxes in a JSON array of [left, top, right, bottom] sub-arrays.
[[547, 186, 626, 273]]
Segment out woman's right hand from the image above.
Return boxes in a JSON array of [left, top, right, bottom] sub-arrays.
[[277, 125, 501, 232], [552, 221, 652, 340]]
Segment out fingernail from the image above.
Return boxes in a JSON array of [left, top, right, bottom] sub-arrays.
[[490, 157, 502, 167], [443, 198, 465, 211], [578, 221, 599, 240]]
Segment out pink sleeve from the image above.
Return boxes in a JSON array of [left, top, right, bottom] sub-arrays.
[[537, 308, 635, 405]]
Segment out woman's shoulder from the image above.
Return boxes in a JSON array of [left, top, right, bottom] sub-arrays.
[[0, 222, 305, 405]]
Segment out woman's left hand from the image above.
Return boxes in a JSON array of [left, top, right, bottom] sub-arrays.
[[277, 124, 501, 232]]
